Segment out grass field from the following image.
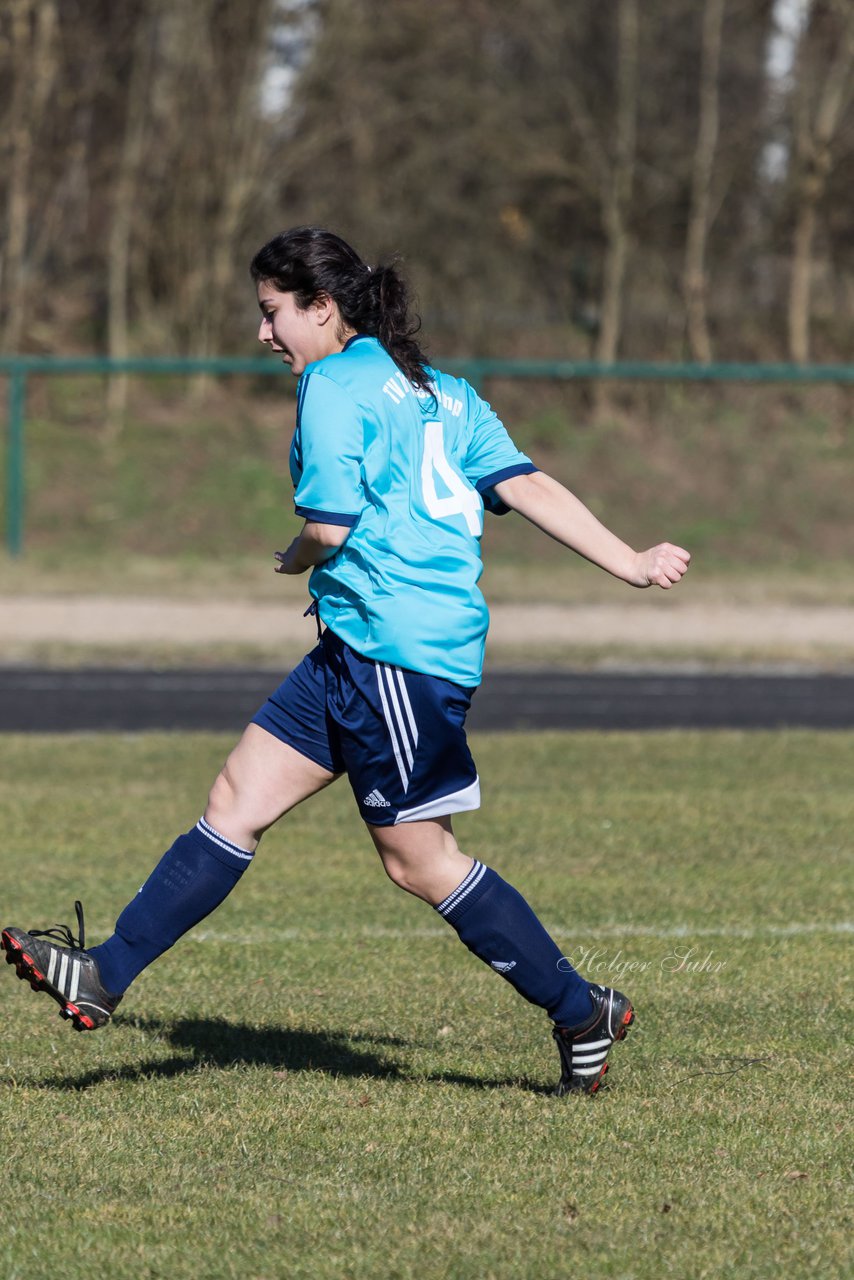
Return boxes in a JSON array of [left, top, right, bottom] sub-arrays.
[[3, 376, 853, 573], [0, 730, 851, 1279]]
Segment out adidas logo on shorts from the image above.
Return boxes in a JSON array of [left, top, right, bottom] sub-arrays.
[[490, 959, 517, 973], [363, 789, 391, 808]]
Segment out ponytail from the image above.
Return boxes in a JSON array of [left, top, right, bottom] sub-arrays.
[[250, 227, 431, 391], [350, 263, 430, 391]]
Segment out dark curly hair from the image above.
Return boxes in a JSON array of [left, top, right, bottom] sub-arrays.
[[250, 226, 430, 392]]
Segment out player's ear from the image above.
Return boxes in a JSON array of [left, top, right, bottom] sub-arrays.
[[310, 292, 335, 327]]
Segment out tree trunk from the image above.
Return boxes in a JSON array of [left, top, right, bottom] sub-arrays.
[[594, 0, 637, 416], [596, 0, 638, 369], [788, 186, 818, 364], [205, 0, 273, 355], [684, 0, 725, 364], [787, 1, 854, 363], [189, 0, 273, 399], [2, 0, 58, 352], [107, 8, 156, 429], [598, 201, 630, 370]]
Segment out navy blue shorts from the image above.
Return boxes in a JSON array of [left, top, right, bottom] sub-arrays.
[[252, 629, 480, 826]]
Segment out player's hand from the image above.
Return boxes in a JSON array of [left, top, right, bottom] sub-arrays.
[[274, 540, 307, 575], [628, 543, 691, 589]]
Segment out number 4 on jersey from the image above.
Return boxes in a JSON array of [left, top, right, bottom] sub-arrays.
[[420, 421, 482, 536]]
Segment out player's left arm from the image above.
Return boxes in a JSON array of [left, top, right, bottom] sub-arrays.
[[274, 521, 350, 575], [493, 470, 690, 589]]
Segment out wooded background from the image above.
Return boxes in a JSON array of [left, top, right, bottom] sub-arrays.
[[2, 0, 853, 365]]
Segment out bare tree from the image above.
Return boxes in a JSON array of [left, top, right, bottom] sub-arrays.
[[0, 0, 852, 366], [132, 0, 278, 369], [533, 0, 638, 366], [200, 0, 276, 361], [107, 4, 158, 423], [599, 0, 639, 367], [788, 0, 854, 362], [683, 0, 725, 363], [1, 0, 58, 351]]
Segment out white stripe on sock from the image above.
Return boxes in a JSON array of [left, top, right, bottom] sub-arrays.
[[196, 819, 254, 861], [437, 860, 487, 917], [436, 860, 481, 914]]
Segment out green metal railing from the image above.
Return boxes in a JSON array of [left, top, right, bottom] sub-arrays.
[[3, 354, 854, 557]]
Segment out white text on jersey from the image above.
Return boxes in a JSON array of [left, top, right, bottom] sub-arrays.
[[382, 371, 462, 418]]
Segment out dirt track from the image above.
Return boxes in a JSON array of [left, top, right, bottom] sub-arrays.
[[1, 594, 853, 663]]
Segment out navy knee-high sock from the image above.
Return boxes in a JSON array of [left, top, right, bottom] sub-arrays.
[[88, 818, 254, 996], [436, 861, 593, 1028]]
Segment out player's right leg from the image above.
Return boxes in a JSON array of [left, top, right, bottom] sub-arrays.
[[2, 648, 341, 1031]]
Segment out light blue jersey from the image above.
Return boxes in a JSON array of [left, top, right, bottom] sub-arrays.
[[290, 335, 536, 685]]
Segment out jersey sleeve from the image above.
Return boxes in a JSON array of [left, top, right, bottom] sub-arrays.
[[292, 371, 365, 526], [460, 386, 538, 515]]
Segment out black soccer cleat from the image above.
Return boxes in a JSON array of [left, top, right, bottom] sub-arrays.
[[553, 984, 634, 1096], [2, 900, 121, 1031]]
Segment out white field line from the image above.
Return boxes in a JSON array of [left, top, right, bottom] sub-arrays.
[[154, 921, 854, 945]]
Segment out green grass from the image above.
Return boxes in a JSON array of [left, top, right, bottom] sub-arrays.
[[3, 377, 854, 576], [0, 731, 851, 1278]]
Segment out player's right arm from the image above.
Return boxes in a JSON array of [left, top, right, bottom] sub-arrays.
[[493, 470, 690, 589], [274, 522, 350, 575], [277, 370, 364, 575]]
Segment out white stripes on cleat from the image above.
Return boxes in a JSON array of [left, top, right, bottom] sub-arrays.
[[47, 947, 81, 1003]]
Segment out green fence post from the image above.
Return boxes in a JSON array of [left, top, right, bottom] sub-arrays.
[[6, 367, 27, 557]]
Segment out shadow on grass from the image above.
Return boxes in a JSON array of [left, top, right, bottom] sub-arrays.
[[22, 1016, 554, 1096]]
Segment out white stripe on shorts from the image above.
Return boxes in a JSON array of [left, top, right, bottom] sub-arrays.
[[394, 667, 419, 750], [382, 666, 415, 771], [376, 665, 411, 793]]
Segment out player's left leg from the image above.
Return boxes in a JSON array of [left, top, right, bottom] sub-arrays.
[[333, 635, 596, 1032], [332, 633, 634, 1092], [369, 814, 595, 1025], [369, 816, 633, 1094]]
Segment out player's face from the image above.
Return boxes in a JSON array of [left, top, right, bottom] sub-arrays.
[[256, 284, 338, 376]]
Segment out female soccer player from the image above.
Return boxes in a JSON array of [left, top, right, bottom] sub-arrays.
[[2, 227, 690, 1094]]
